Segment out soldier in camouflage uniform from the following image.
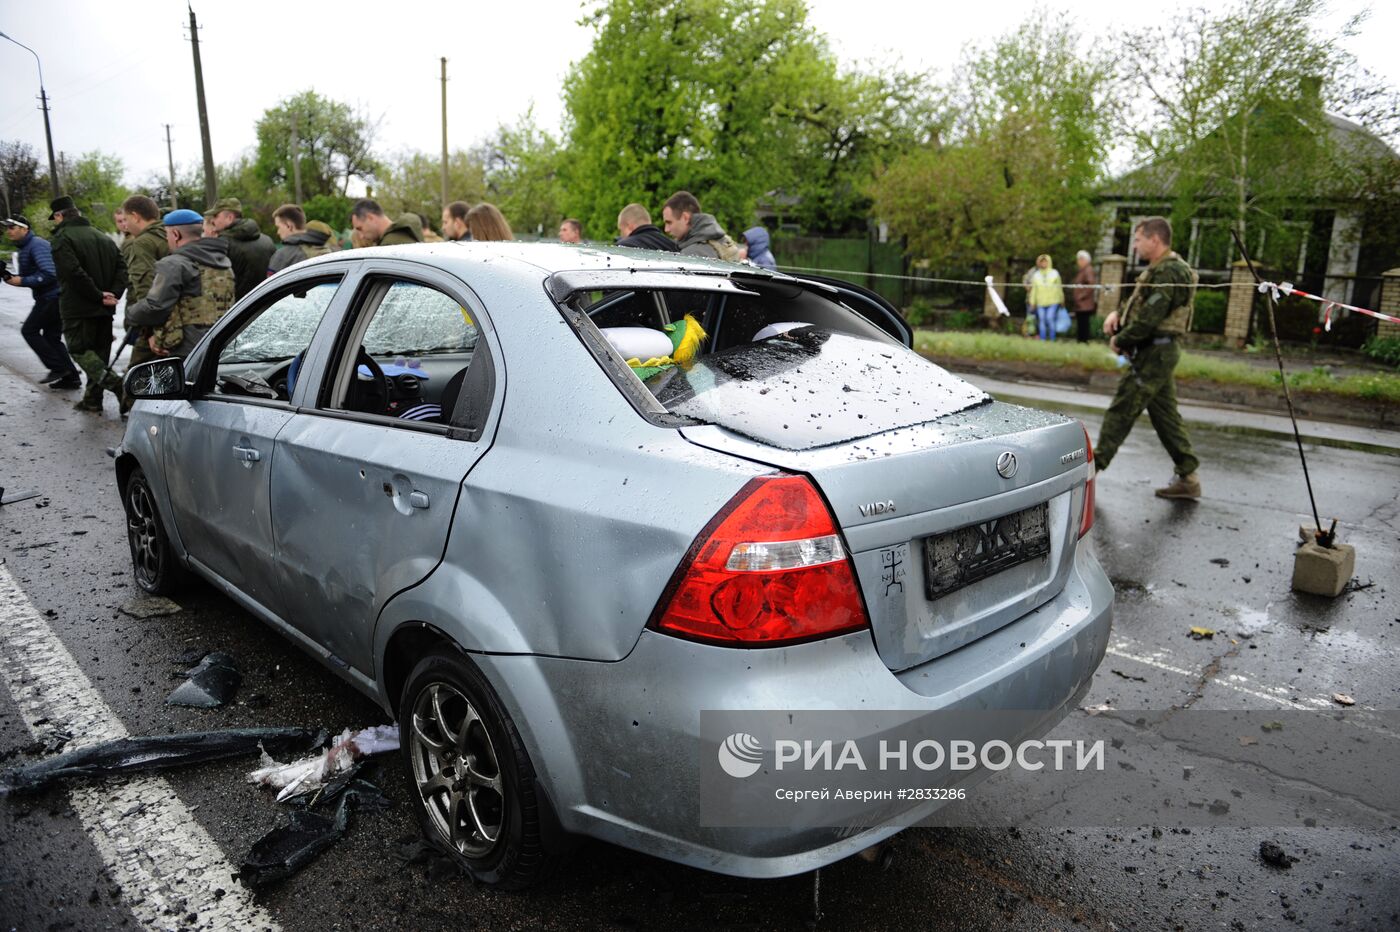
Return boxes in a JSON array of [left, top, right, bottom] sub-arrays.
[[125, 209, 236, 360], [1096, 216, 1202, 500], [119, 195, 170, 372]]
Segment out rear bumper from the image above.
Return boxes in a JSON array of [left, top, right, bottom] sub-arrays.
[[472, 540, 1113, 878]]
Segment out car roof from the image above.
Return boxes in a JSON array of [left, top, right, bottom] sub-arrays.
[[299, 240, 778, 283]]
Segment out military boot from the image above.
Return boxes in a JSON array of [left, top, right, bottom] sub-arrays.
[[1154, 472, 1201, 500]]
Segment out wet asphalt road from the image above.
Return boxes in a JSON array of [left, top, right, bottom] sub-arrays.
[[0, 289, 1396, 931]]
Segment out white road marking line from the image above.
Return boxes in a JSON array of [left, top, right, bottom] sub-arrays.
[[0, 564, 280, 932], [1105, 639, 1314, 710]]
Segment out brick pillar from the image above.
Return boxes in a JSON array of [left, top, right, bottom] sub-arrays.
[[1225, 260, 1263, 349], [1379, 268, 1400, 340], [1097, 255, 1127, 319]]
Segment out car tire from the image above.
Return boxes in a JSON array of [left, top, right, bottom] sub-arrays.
[[123, 466, 186, 595], [399, 649, 556, 889]]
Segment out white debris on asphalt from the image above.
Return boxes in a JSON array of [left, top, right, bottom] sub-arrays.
[[248, 725, 400, 802]]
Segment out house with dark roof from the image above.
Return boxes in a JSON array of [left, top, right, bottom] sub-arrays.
[[1096, 102, 1398, 312]]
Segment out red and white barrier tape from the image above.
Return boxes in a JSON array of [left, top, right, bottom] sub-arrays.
[[1257, 281, 1400, 331]]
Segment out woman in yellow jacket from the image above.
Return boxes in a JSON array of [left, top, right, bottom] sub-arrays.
[[1028, 254, 1065, 341]]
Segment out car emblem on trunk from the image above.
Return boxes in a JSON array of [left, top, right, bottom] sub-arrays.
[[996, 451, 1018, 479]]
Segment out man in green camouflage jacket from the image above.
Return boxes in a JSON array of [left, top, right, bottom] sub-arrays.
[[1097, 216, 1202, 500], [119, 195, 170, 370], [125, 209, 235, 359], [210, 196, 275, 299]]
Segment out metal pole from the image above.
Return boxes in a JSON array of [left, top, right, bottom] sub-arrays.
[[0, 32, 60, 198], [165, 125, 178, 209], [1230, 228, 1327, 544], [187, 5, 217, 206], [440, 57, 449, 211]]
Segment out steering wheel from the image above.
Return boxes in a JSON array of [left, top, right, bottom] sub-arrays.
[[352, 347, 389, 415]]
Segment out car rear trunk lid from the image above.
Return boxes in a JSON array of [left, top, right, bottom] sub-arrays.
[[681, 402, 1091, 671]]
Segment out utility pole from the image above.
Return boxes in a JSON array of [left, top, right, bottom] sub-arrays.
[[0, 32, 60, 198], [290, 111, 303, 204], [440, 57, 449, 210], [165, 124, 178, 209], [187, 5, 217, 206]]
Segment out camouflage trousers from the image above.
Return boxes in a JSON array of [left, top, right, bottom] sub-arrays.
[[63, 316, 122, 407], [1095, 340, 1200, 477]]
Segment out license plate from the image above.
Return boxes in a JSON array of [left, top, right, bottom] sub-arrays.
[[924, 503, 1051, 600]]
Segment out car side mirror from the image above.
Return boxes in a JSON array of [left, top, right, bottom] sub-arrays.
[[124, 358, 187, 399]]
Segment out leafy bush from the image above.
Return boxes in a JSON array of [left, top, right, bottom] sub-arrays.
[[1191, 290, 1227, 333], [1361, 336, 1400, 369], [904, 298, 936, 327], [302, 194, 356, 232], [946, 309, 981, 330]]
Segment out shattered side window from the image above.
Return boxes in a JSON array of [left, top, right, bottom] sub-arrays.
[[218, 281, 340, 365], [361, 281, 478, 355]]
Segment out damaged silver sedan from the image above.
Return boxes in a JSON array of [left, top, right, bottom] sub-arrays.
[[115, 242, 1112, 888]]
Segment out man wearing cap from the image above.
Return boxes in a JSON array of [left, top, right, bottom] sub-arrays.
[[119, 196, 170, 371], [209, 196, 275, 299], [2, 214, 81, 388], [49, 195, 128, 412], [125, 208, 235, 360]]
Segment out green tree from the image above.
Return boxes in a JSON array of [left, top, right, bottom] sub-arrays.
[[783, 65, 943, 235], [476, 110, 565, 237], [0, 141, 42, 218], [870, 14, 1117, 271], [1121, 0, 1389, 258], [376, 149, 490, 224], [253, 91, 381, 198], [218, 155, 283, 231], [137, 161, 207, 213], [61, 151, 130, 232], [560, 0, 840, 238]]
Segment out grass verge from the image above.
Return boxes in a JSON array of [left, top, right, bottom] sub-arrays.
[[914, 331, 1400, 405]]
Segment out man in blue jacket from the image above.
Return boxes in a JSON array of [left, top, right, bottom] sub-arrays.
[[2, 214, 80, 388]]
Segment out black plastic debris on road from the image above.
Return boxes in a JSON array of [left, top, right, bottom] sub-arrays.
[[240, 778, 392, 887], [1259, 840, 1298, 869], [281, 762, 392, 813], [396, 837, 465, 882], [0, 727, 326, 795], [240, 800, 351, 888], [167, 651, 241, 708]]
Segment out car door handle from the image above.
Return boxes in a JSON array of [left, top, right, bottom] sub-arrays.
[[408, 491, 430, 510], [232, 444, 261, 463]]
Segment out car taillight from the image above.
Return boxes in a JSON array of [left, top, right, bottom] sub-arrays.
[[650, 475, 870, 646], [1079, 423, 1095, 538]]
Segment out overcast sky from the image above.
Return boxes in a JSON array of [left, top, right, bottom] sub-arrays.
[[1, 0, 1393, 190]]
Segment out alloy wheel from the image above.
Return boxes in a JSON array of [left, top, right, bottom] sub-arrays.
[[126, 480, 162, 589], [409, 681, 505, 858]]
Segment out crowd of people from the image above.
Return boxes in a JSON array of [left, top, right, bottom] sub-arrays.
[[3, 194, 1202, 500], [1, 187, 780, 416]]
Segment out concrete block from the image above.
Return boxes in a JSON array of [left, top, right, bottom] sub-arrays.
[[1291, 542, 1355, 598]]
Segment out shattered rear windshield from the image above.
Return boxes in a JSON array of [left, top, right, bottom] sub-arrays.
[[565, 282, 989, 450]]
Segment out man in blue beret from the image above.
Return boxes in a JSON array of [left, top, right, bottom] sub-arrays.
[[124, 209, 236, 360]]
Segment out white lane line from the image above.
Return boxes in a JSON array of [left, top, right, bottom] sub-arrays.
[[0, 564, 280, 932], [1105, 639, 1315, 710]]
